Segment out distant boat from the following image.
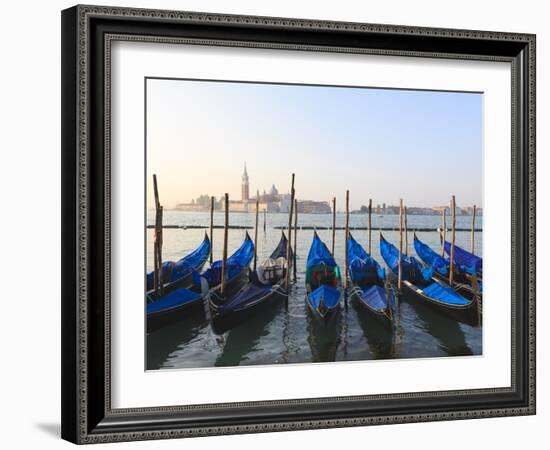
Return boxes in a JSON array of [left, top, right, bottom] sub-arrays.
[[146, 233, 210, 295], [347, 234, 395, 328], [305, 232, 343, 325], [147, 233, 254, 332], [380, 233, 479, 326], [208, 232, 290, 334], [414, 233, 482, 301]]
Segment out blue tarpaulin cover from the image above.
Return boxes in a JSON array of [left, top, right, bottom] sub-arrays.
[[147, 287, 202, 315], [217, 284, 271, 313], [269, 231, 289, 260], [413, 235, 449, 276], [308, 285, 341, 310], [215, 233, 289, 314], [199, 233, 254, 288], [306, 232, 337, 270], [347, 234, 393, 312], [146, 234, 211, 290], [423, 281, 470, 306], [348, 234, 385, 283], [359, 285, 390, 310], [380, 235, 433, 283], [306, 233, 341, 311], [444, 241, 483, 275]]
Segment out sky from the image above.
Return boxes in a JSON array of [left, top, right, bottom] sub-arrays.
[[146, 78, 482, 210]]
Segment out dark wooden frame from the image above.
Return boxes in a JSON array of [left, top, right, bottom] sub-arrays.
[[61, 4, 536, 444]]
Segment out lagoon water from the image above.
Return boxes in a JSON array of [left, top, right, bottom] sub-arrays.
[[146, 211, 482, 370]]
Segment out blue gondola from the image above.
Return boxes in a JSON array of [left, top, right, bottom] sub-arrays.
[[380, 233, 479, 326], [414, 233, 482, 300], [146, 233, 211, 295], [347, 234, 395, 328], [443, 240, 483, 277], [305, 232, 342, 325], [208, 232, 290, 334], [147, 232, 254, 332]]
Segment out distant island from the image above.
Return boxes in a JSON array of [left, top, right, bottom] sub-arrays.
[[174, 164, 330, 214], [172, 164, 481, 216]]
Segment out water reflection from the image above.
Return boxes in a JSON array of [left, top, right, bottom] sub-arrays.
[[146, 213, 482, 369], [402, 291, 473, 356], [146, 313, 207, 370], [352, 301, 396, 359], [306, 303, 342, 363], [214, 300, 283, 367]]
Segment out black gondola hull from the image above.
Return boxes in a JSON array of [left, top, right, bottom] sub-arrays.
[[208, 267, 251, 306], [210, 285, 286, 334], [147, 267, 250, 332], [385, 269, 480, 326], [401, 280, 480, 326], [305, 293, 341, 326], [147, 297, 205, 333]]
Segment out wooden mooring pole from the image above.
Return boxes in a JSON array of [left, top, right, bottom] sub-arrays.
[[293, 198, 298, 281], [263, 208, 266, 232], [398, 199, 403, 292], [441, 208, 447, 257], [285, 174, 295, 293], [209, 196, 214, 264], [331, 197, 336, 256], [344, 190, 350, 290], [253, 199, 259, 271], [404, 205, 408, 256], [471, 204, 477, 254], [449, 195, 456, 286], [221, 193, 229, 295], [368, 198, 372, 255], [152, 174, 164, 296]]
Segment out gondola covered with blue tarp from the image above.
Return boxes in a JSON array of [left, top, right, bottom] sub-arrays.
[[146, 233, 210, 294], [414, 233, 482, 300], [147, 233, 253, 332], [380, 234, 434, 283], [413, 234, 449, 276], [347, 234, 395, 327], [209, 232, 290, 334], [380, 233, 479, 326], [305, 232, 342, 324], [198, 234, 254, 290], [147, 288, 202, 315], [443, 240, 483, 276]]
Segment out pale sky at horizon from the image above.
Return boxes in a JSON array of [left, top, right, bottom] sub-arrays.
[[146, 78, 483, 210]]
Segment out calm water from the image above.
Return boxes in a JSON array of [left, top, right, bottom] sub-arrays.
[[146, 211, 483, 370]]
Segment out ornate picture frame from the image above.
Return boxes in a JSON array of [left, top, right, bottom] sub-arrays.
[[61, 5, 535, 444]]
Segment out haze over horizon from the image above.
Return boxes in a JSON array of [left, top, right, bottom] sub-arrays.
[[146, 78, 483, 210]]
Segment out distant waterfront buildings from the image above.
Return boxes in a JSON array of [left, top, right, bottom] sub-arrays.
[[175, 164, 332, 213], [351, 204, 482, 216], [175, 164, 481, 215], [297, 200, 331, 214]]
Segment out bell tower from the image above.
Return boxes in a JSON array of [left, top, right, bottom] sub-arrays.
[[241, 163, 249, 201]]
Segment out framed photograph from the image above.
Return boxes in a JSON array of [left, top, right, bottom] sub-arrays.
[[61, 5, 536, 444]]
